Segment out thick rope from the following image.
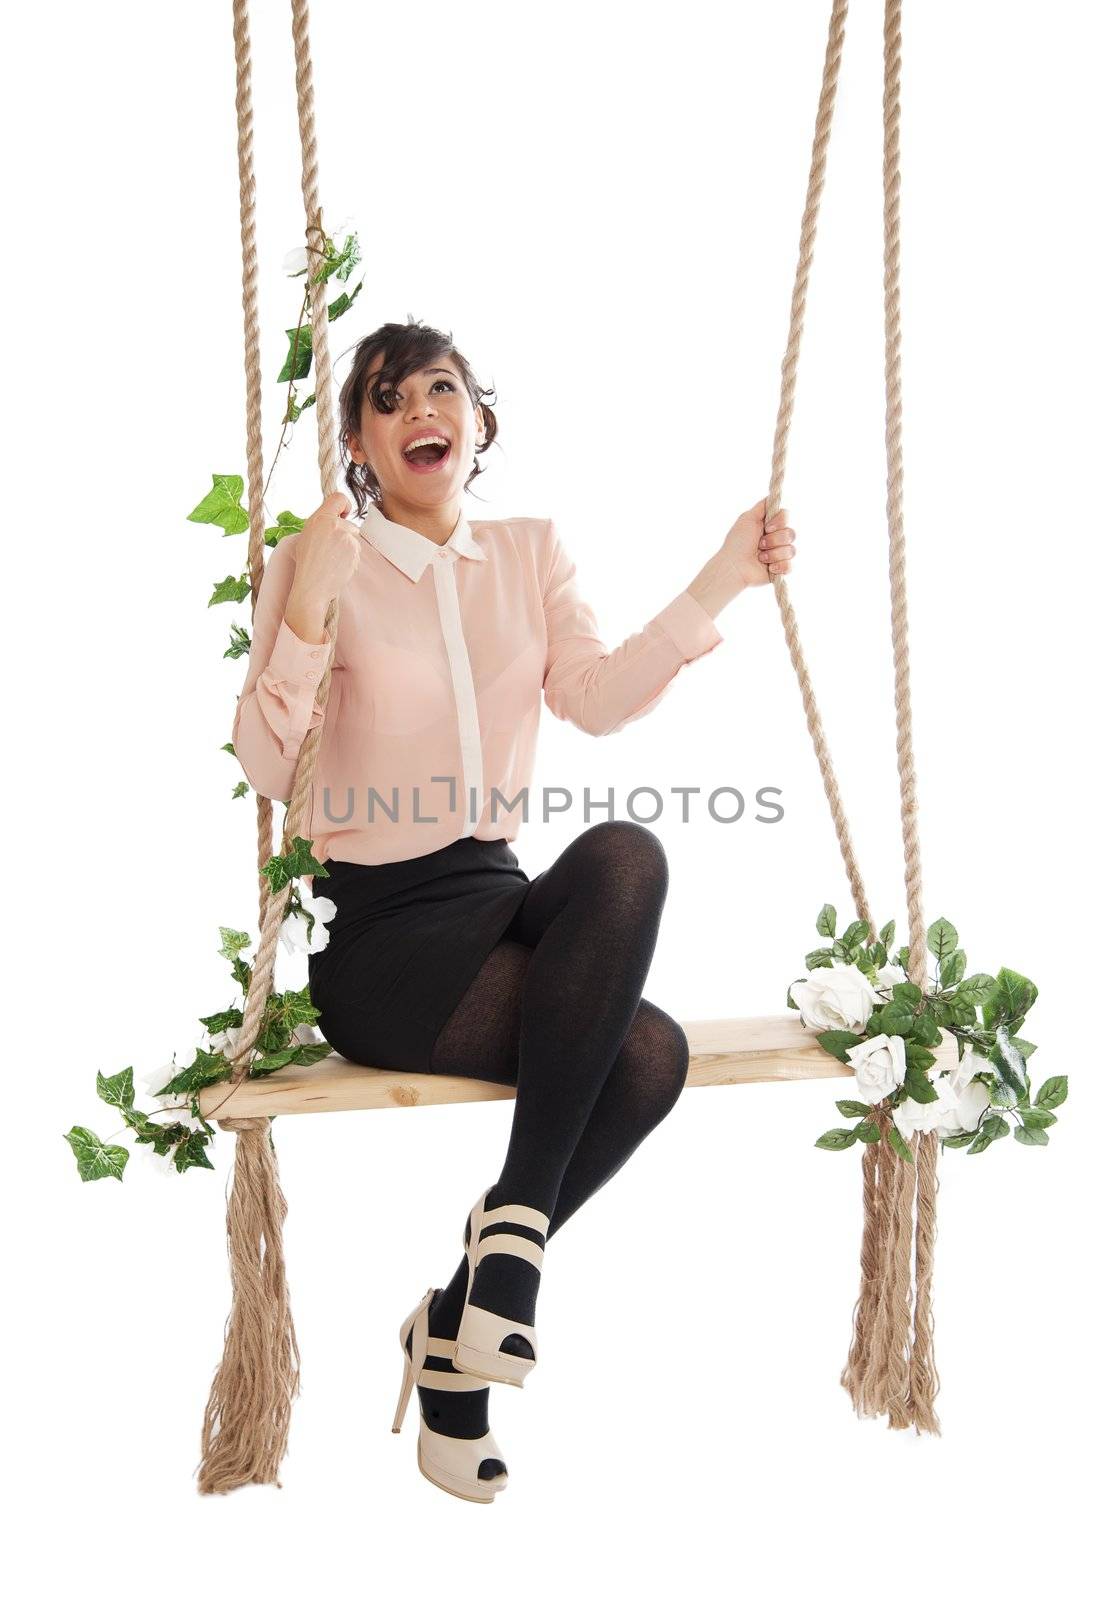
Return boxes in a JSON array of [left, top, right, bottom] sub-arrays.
[[772, 0, 937, 1434], [197, 0, 302, 1496], [763, 0, 875, 938]]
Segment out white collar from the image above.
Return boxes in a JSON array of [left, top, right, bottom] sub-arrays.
[[357, 500, 487, 583]]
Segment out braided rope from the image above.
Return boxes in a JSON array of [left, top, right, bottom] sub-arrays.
[[763, 0, 876, 936], [205, 0, 343, 1123]]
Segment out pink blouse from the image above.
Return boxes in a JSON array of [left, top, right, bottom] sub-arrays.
[[231, 501, 725, 866]]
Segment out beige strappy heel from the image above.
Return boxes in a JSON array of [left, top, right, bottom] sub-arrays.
[[452, 1188, 551, 1388], [392, 1285, 509, 1503]]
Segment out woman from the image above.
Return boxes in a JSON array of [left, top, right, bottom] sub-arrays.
[[232, 318, 797, 1503]]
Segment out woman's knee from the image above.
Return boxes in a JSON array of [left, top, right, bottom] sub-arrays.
[[576, 819, 670, 901], [620, 1001, 691, 1120]]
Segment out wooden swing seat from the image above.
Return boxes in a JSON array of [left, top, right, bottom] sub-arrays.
[[198, 1014, 958, 1119]]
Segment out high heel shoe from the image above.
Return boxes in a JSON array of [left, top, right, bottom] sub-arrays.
[[453, 1188, 551, 1388], [392, 1285, 509, 1503]]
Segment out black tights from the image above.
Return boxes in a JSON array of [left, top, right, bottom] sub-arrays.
[[424, 820, 691, 1346]]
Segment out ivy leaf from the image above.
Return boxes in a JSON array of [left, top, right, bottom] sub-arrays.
[[209, 574, 251, 607], [250, 1041, 332, 1078], [887, 1124, 915, 1164], [232, 781, 250, 799], [219, 928, 252, 963], [159, 1048, 232, 1098], [222, 741, 236, 755], [65, 1126, 130, 1182], [187, 474, 250, 536], [927, 918, 958, 961], [815, 1127, 858, 1150], [816, 904, 837, 938], [1035, 1076, 1068, 1110], [265, 510, 306, 548], [261, 836, 329, 894], [199, 1006, 244, 1036], [278, 323, 313, 383], [328, 279, 364, 320], [96, 1066, 135, 1113], [173, 1130, 216, 1173], [224, 622, 251, 660]]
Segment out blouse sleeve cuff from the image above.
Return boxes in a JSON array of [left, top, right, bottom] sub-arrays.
[[651, 590, 724, 660], [266, 616, 334, 684]]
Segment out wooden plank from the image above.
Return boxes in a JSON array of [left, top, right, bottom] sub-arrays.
[[197, 1014, 960, 1121]]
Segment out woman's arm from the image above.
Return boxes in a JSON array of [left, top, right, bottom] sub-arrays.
[[541, 520, 726, 737], [540, 501, 797, 738], [688, 497, 797, 617], [231, 536, 335, 801]]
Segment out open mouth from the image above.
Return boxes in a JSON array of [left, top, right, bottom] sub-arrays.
[[402, 439, 452, 473]]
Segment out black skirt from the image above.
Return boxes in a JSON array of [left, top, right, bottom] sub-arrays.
[[306, 836, 533, 1073]]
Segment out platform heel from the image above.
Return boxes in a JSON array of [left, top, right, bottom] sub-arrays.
[[453, 1188, 551, 1388], [393, 1285, 509, 1503]]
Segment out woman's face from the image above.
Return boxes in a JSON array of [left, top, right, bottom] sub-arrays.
[[348, 350, 485, 515]]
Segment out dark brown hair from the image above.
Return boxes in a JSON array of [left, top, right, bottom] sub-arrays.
[[337, 316, 499, 515]]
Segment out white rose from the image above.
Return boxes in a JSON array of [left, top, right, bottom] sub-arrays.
[[790, 963, 881, 1034], [292, 1023, 322, 1047], [131, 1140, 179, 1179], [892, 1068, 960, 1138], [281, 246, 310, 275], [936, 1043, 992, 1134], [137, 1059, 178, 1098], [207, 1025, 242, 1057], [845, 1034, 908, 1104], [279, 884, 338, 955], [874, 962, 909, 997]]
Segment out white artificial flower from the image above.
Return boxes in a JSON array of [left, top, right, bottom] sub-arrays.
[[874, 961, 909, 996], [292, 1023, 322, 1047], [892, 1068, 960, 1138], [790, 963, 881, 1034], [282, 245, 310, 275], [279, 883, 338, 955], [137, 1059, 179, 1099], [131, 1140, 179, 1179], [845, 1034, 908, 1105], [935, 1043, 993, 1134], [282, 218, 355, 278], [207, 1025, 243, 1058]]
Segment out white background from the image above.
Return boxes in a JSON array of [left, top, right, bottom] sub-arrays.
[[6, 0, 1096, 1593]]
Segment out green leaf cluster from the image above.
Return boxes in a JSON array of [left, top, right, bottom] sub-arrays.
[[801, 906, 1060, 1161]]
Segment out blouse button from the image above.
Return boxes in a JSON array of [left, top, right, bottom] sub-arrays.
[[310, 648, 321, 657], [306, 671, 318, 680]]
